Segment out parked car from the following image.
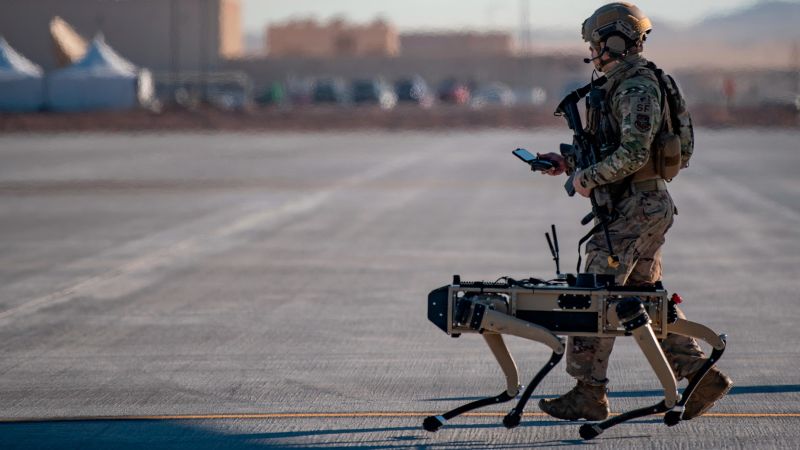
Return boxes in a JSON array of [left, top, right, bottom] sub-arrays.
[[256, 81, 285, 106], [437, 78, 471, 105], [286, 77, 314, 106], [514, 86, 548, 106], [395, 76, 433, 107], [313, 78, 348, 104], [351, 78, 397, 109], [207, 88, 249, 111], [470, 82, 517, 108]]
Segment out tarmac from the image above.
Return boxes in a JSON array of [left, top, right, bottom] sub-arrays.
[[0, 129, 798, 449]]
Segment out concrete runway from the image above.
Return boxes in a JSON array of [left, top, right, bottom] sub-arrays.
[[0, 129, 798, 449]]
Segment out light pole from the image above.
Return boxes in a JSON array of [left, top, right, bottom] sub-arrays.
[[519, 0, 531, 55], [200, 0, 210, 103], [171, 0, 180, 93]]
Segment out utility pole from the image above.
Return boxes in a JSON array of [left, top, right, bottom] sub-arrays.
[[792, 41, 799, 94], [792, 41, 800, 117], [519, 0, 531, 55], [170, 0, 180, 91], [200, 0, 209, 103]]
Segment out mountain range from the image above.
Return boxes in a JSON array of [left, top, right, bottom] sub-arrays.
[[528, 1, 800, 70]]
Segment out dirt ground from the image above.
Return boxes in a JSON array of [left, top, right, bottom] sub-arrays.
[[0, 104, 797, 133]]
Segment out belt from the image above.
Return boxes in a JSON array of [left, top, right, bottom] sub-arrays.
[[632, 178, 668, 192]]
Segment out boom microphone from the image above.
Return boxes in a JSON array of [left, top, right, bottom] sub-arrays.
[[583, 47, 607, 64]]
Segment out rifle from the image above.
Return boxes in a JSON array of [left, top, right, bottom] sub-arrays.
[[554, 81, 621, 270]]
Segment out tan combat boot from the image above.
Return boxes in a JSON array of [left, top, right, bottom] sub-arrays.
[[538, 381, 610, 421], [683, 367, 733, 420]]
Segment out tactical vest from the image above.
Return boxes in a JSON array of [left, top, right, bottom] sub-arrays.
[[586, 61, 692, 183]]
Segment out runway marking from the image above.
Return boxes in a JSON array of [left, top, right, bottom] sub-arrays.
[[1, 412, 799, 424], [0, 152, 428, 325], [690, 164, 800, 224]]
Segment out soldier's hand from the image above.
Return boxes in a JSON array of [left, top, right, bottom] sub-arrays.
[[572, 170, 592, 198], [537, 152, 566, 176]]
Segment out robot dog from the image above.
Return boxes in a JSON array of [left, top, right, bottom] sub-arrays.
[[423, 198, 726, 441]]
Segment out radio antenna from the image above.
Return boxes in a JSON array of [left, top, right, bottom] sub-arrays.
[[545, 224, 561, 276]]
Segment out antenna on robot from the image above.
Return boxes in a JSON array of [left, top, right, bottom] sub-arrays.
[[545, 224, 561, 277]]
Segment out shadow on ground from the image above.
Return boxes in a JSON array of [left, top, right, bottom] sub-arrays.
[[1, 384, 794, 449], [0, 419, 611, 450], [424, 384, 800, 402]]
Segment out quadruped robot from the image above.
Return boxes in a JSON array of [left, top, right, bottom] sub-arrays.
[[422, 157, 727, 441]]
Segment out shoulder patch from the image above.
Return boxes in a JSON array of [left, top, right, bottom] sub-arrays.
[[635, 114, 652, 132], [619, 86, 646, 96], [635, 96, 652, 114]]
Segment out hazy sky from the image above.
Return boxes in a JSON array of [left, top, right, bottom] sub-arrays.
[[241, 0, 780, 33]]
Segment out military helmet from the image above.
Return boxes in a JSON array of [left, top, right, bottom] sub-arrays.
[[582, 2, 652, 52]]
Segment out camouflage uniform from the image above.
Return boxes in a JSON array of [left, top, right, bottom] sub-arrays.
[[566, 54, 705, 386]]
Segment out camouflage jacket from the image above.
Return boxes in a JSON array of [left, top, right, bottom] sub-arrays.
[[576, 54, 694, 190]]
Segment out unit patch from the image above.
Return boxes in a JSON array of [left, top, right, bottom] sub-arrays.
[[635, 114, 652, 133], [635, 98, 652, 113]]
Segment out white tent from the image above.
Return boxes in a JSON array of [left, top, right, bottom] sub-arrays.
[[46, 35, 153, 112], [0, 37, 45, 112]]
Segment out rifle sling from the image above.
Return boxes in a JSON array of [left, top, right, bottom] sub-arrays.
[[576, 210, 619, 273]]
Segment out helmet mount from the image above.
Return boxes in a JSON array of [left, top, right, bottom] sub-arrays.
[[582, 2, 652, 58]]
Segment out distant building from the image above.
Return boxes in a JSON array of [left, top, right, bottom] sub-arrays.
[[400, 32, 516, 58], [50, 16, 89, 67], [0, 0, 242, 70], [267, 18, 399, 58]]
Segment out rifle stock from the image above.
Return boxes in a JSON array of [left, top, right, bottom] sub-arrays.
[[565, 173, 577, 197]]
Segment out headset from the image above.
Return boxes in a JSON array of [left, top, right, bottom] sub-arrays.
[[583, 34, 633, 64]]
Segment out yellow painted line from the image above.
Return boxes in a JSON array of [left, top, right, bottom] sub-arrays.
[[1, 412, 799, 423], [706, 413, 800, 418]]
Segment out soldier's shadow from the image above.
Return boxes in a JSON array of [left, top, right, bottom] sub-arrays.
[[1, 419, 636, 450], [233, 419, 646, 449]]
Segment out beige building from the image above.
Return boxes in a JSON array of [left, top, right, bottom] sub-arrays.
[[400, 32, 515, 58], [0, 0, 242, 70], [50, 16, 89, 67], [267, 18, 399, 58]]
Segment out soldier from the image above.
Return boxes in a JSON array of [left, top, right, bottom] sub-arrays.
[[537, 2, 732, 421]]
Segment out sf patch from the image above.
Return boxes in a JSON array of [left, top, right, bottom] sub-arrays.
[[635, 114, 652, 133], [635, 97, 652, 113]]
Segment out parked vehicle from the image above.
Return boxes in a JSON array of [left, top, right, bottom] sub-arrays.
[[437, 78, 471, 105], [286, 77, 314, 106], [395, 76, 433, 107], [351, 78, 397, 109], [256, 81, 285, 106], [313, 78, 348, 104], [514, 86, 548, 106], [470, 82, 517, 108]]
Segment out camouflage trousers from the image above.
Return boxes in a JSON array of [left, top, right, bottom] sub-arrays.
[[567, 189, 706, 386]]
